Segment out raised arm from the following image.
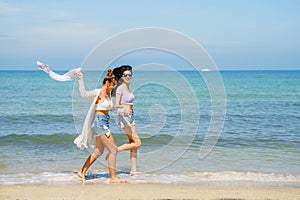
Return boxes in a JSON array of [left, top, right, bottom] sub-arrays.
[[77, 71, 98, 100]]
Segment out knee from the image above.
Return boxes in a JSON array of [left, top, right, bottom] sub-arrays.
[[134, 140, 142, 149], [108, 146, 117, 155], [92, 153, 100, 159], [92, 149, 104, 158]]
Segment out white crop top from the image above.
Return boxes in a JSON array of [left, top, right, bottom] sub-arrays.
[[95, 99, 113, 111]]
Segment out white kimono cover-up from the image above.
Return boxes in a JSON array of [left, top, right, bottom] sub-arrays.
[[73, 78, 100, 150], [37, 61, 98, 150], [37, 61, 81, 81]]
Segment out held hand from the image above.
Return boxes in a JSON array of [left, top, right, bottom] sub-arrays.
[[117, 106, 133, 114], [128, 108, 133, 114], [76, 70, 84, 80], [123, 107, 133, 114], [111, 107, 118, 113]]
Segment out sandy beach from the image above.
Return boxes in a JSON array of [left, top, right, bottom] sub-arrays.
[[1, 183, 299, 200]]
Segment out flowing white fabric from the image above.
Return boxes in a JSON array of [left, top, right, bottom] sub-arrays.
[[73, 78, 100, 150], [37, 61, 81, 81], [37, 61, 102, 150]]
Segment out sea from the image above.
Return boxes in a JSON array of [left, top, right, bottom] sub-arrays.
[[0, 69, 299, 186]]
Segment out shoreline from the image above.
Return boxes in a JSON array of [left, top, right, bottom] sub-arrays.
[[1, 183, 300, 200], [1, 170, 299, 187]]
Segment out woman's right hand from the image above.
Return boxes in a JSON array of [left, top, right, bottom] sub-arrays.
[[76, 70, 84, 80], [122, 106, 133, 114]]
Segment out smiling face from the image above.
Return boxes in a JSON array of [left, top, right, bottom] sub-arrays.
[[104, 77, 116, 92], [121, 70, 132, 84], [109, 79, 116, 91]]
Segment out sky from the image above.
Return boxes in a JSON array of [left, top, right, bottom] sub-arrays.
[[0, 0, 299, 70]]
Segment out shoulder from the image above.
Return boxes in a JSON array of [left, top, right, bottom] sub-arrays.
[[116, 84, 124, 94], [95, 89, 100, 94]]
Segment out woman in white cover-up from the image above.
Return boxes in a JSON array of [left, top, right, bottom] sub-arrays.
[[75, 69, 124, 184]]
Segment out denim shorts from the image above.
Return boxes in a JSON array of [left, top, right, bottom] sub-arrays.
[[93, 114, 110, 136], [118, 113, 135, 129]]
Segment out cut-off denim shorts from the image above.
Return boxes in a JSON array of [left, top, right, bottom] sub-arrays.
[[118, 112, 135, 129], [93, 114, 110, 136]]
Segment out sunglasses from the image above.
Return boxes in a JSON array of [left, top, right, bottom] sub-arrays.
[[123, 73, 132, 78]]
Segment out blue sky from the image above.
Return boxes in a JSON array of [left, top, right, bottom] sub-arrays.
[[0, 0, 299, 70]]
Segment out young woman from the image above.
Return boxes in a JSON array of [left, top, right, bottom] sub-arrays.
[[75, 69, 124, 184], [113, 65, 142, 175]]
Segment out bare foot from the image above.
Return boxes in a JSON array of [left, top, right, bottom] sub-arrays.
[[77, 171, 86, 184], [130, 171, 141, 176], [109, 177, 126, 184]]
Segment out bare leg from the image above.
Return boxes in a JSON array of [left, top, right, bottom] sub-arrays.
[[99, 134, 125, 183], [77, 136, 104, 184], [118, 126, 141, 152], [117, 126, 141, 174], [130, 148, 137, 175], [77, 155, 97, 184], [126, 135, 138, 175]]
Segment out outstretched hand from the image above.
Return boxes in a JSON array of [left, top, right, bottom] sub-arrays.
[[76, 69, 84, 79]]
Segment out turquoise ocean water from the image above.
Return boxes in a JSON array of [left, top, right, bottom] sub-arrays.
[[0, 70, 299, 186]]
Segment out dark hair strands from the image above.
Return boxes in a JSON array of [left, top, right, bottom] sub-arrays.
[[112, 65, 133, 81], [102, 69, 115, 85]]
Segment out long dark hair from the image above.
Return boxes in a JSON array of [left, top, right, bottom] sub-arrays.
[[111, 65, 132, 97], [112, 65, 132, 81]]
